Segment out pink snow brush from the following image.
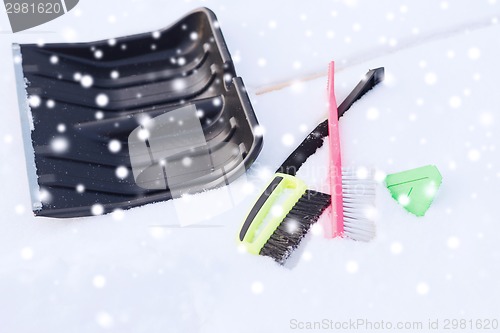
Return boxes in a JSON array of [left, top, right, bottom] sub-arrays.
[[325, 61, 377, 241]]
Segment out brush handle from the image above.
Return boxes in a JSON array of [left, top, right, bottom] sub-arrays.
[[326, 61, 345, 238]]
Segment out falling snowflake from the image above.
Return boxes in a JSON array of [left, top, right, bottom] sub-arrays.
[[47, 100, 56, 108], [96, 312, 114, 328], [468, 149, 481, 161], [253, 125, 265, 137], [467, 47, 481, 60], [301, 251, 312, 261], [356, 166, 369, 179], [416, 282, 430, 295], [50, 137, 69, 153], [310, 223, 323, 236], [398, 194, 410, 206], [190, 32, 199, 40], [108, 140, 121, 153], [241, 182, 255, 195], [94, 50, 103, 59], [20, 247, 34, 260], [366, 107, 379, 120], [62, 28, 77, 42], [251, 281, 264, 294], [29, 95, 41, 108], [50, 55, 59, 64], [96, 94, 109, 107], [149, 226, 167, 239], [91, 204, 104, 216], [291, 80, 304, 93], [424, 72, 437, 85], [115, 166, 129, 179], [137, 128, 150, 141], [346, 260, 359, 274], [39, 188, 52, 203], [92, 275, 106, 288], [390, 242, 403, 254], [95, 111, 104, 120], [479, 112, 493, 126], [173, 79, 186, 91], [270, 205, 284, 217], [76, 184, 85, 193], [81, 75, 93, 88], [285, 219, 299, 233], [212, 97, 222, 107], [112, 209, 125, 221], [182, 157, 192, 167], [281, 133, 295, 147], [449, 96, 462, 108], [447, 236, 460, 249], [232, 52, 241, 64], [15, 204, 25, 215], [374, 170, 386, 183]]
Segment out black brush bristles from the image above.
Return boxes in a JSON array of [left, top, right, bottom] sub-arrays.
[[259, 190, 331, 265]]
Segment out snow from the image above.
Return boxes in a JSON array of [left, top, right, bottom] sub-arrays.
[[94, 50, 103, 59], [91, 204, 104, 216], [95, 94, 109, 107], [49, 55, 59, 64], [94, 111, 104, 120], [47, 99, 56, 109], [110, 70, 119, 79], [76, 184, 85, 193], [0, 0, 499, 332], [115, 166, 129, 180], [28, 95, 41, 108], [50, 136, 70, 153], [108, 140, 121, 153]]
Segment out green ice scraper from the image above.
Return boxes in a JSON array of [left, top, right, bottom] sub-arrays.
[[385, 165, 442, 216]]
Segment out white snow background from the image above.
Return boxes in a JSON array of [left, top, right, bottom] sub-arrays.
[[0, 0, 499, 332]]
